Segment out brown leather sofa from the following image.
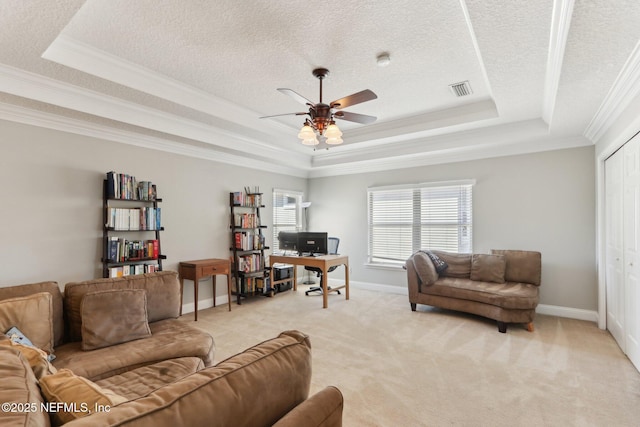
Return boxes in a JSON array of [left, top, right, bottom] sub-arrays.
[[406, 249, 541, 333], [0, 272, 343, 426]]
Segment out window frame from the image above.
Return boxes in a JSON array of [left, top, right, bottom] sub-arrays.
[[367, 180, 475, 268], [272, 189, 303, 253]]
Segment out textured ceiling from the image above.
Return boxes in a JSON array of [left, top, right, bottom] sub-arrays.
[[1, 0, 639, 177]]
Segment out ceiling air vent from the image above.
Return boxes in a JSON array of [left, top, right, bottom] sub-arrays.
[[449, 81, 473, 97]]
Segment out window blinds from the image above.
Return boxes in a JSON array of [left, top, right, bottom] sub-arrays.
[[367, 181, 473, 265], [272, 189, 302, 253]]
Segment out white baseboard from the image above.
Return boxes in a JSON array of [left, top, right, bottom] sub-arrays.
[[181, 295, 230, 315], [535, 304, 598, 322], [340, 280, 599, 322], [346, 280, 408, 295], [193, 281, 599, 323]]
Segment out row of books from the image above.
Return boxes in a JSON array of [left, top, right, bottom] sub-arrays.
[[234, 232, 265, 251], [231, 191, 263, 207], [234, 277, 269, 294], [108, 263, 159, 278], [237, 254, 263, 273], [233, 213, 260, 228], [106, 207, 161, 231], [107, 238, 159, 262], [106, 172, 157, 200]]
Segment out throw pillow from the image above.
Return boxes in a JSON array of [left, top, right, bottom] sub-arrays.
[[0, 292, 54, 355], [491, 249, 542, 285], [412, 251, 439, 285], [422, 250, 448, 273], [470, 254, 506, 283], [0, 333, 57, 380], [39, 368, 127, 425], [81, 289, 151, 351], [432, 251, 472, 278]]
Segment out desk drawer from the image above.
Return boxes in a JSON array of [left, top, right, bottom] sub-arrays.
[[200, 265, 219, 276]]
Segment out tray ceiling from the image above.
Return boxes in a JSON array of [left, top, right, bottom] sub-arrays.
[[1, 0, 640, 177]]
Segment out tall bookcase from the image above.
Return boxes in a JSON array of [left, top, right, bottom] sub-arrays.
[[229, 191, 273, 303], [102, 172, 166, 278]]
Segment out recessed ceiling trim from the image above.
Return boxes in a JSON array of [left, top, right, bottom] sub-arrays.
[[42, 35, 294, 138], [308, 134, 592, 178], [0, 63, 308, 165], [313, 118, 549, 166], [543, 0, 575, 126], [0, 102, 309, 178], [585, 40, 640, 143], [459, 0, 494, 99], [338, 99, 498, 145]]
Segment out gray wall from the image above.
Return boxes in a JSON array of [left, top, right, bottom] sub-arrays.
[[0, 119, 597, 311], [308, 146, 597, 311], [0, 120, 306, 307]]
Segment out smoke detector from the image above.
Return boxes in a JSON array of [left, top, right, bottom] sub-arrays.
[[449, 81, 473, 97]]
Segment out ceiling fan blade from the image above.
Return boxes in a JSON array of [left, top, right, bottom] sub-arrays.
[[333, 111, 377, 124], [277, 88, 315, 106], [259, 112, 308, 119], [330, 89, 377, 109]]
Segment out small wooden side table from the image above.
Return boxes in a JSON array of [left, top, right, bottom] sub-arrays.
[[178, 258, 232, 321]]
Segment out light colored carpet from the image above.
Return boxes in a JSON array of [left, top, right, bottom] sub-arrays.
[[181, 285, 640, 426]]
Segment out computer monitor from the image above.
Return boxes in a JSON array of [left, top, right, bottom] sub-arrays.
[[297, 232, 328, 255], [277, 231, 298, 252]]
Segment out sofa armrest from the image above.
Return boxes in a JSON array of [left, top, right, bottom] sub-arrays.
[[405, 255, 421, 302], [273, 386, 343, 427]]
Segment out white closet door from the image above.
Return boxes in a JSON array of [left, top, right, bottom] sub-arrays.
[[623, 136, 640, 371], [605, 149, 624, 348]]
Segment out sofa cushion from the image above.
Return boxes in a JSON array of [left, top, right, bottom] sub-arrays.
[[0, 292, 54, 355], [64, 271, 181, 342], [81, 289, 151, 351], [470, 254, 506, 284], [95, 357, 205, 400], [57, 330, 311, 427], [0, 345, 51, 427], [0, 334, 57, 380], [53, 319, 214, 381], [0, 281, 64, 347], [424, 277, 539, 310], [491, 250, 542, 285], [412, 252, 439, 285], [39, 368, 127, 426], [432, 251, 472, 278]]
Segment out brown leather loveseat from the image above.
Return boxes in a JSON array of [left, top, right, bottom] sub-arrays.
[[406, 249, 541, 333]]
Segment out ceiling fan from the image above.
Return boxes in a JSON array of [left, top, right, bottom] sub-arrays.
[[260, 68, 377, 146]]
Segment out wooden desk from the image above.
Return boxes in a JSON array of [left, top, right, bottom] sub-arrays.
[[269, 254, 349, 309], [178, 258, 232, 321]]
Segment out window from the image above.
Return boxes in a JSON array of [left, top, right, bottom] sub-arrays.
[[272, 189, 303, 253], [367, 180, 474, 266]]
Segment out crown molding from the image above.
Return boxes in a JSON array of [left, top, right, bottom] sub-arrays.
[[0, 63, 309, 165], [309, 132, 591, 178], [584, 40, 640, 143], [0, 102, 309, 178], [543, 0, 575, 126]]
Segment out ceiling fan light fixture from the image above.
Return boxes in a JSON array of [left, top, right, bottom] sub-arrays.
[[325, 136, 343, 145], [324, 123, 342, 139], [297, 124, 315, 140], [301, 136, 320, 146]]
